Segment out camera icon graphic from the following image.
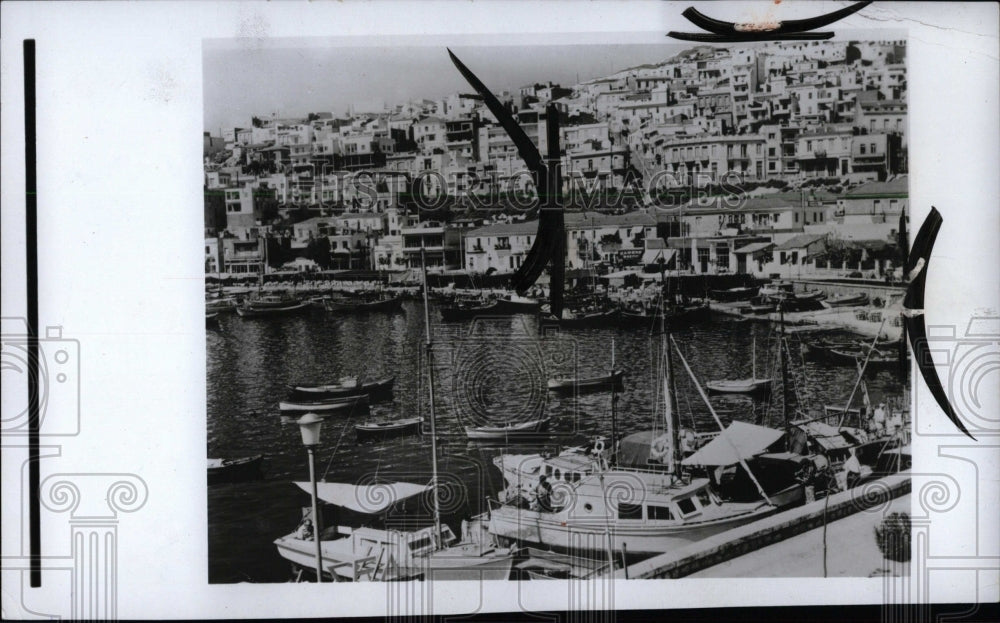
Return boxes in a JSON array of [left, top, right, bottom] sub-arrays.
[[916, 315, 999, 437], [1, 316, 81, 436]]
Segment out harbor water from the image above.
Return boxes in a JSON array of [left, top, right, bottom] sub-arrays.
[[207, 301, 907, 583]]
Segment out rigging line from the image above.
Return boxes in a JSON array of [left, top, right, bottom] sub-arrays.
[[783, 339, 806, 416], [670, 335, 773, 507], [320, 408, 358, 482]]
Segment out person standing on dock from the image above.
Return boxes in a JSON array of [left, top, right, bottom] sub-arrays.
[[843, 449, 862, 490], [872, 403, 887, 437]]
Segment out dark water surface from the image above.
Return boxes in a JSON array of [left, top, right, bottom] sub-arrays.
[[207, 302, 906, 583]]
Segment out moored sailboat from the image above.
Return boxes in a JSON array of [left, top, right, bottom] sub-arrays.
[[273, 248, 518, 581], [487, 315, 802, 559]]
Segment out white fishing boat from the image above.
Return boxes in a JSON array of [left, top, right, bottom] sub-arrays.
[[278, 394, 369, 413], [705, 335, 772, 395], [273, 482, 514, 581], [492, 439, 609, 504], [464, 417, 549, 440], [487, 313, 803, 559], [488, 468, 802, 557]]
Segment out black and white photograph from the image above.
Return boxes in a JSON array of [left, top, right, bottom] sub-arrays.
[[2, 1, 998, 619], [204, 35, 913, 583]]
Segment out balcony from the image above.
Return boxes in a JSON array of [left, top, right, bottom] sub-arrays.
[[467, 244, 485, 254]]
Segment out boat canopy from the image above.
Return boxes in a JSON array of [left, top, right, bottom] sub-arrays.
[[681, 421, 784, 467], [616, 430, 658, 467], [294, 481, 430, 514]]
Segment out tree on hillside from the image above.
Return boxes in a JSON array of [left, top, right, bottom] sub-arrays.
[[306, 237, 333, 270]]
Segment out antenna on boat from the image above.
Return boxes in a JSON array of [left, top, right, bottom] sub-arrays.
[[670, 336, 774, 507], [420, 245, 443, 546]]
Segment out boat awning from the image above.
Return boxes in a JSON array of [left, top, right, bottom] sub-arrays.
[[617, 430, 657, 467], [794, 421, 852, 451], [681, 421, 784, 466], [294, 481, 430, 514]]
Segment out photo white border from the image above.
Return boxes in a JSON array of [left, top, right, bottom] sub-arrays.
[[1, 1, 997, 618]]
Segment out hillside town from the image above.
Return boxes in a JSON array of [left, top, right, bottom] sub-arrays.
[[204, 39, 907, 283]]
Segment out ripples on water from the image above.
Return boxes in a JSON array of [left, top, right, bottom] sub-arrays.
[[207, 301, 907, 583]]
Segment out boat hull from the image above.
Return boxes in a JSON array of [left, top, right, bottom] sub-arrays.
[[324, 296, 403, 313], [279, 395, 369, 413], [236, 302, 312, 318], [489, 485, 802, 557], [355, 418, 423, 441], [289, 376, 395, 401], [207, 455, 264, 485], [705, 379, 772, 395], [547, 370, 624, 394], [275, 534, 513, 581], [439, 303, 500, 321], [465, 418, 549, 440]]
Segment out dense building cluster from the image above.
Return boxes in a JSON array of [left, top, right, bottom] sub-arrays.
[[204, 39, 907, 280]]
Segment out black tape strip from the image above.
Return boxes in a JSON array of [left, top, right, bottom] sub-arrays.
[[24, 38, 42, 588], [669, 1, 871, 43], [904, 207, 976, 440], [447, 49, 566, 302]]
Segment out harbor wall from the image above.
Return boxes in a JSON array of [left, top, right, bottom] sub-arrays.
[[618, 473, 910, 579]]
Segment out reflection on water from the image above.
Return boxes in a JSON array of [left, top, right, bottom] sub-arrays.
[[207, 301, 906, 583]]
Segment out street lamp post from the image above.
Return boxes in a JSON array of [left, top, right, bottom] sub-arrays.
[[297, 412, 324, 582]]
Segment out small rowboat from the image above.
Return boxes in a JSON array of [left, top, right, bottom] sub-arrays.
[[794, 289, 827, 302], [206, 298, 238, 313], [324, 295, 403, 313], [355, 416, 424, 441], [705, 378, 772, 395], [439, 301, 500, 321], [542, 309, 618, 328], [619, 303, 709, 325], [207, 455, 264, 485], [464, 417, 550, 441], [288, 376, 395, 400], [279, 394, 369, 413], [493, 294, 541, 314], [759, 281, 794, 297], [822, 292, 870, 308], [547, 370, 624, 394], [236, 302, 312, 318]]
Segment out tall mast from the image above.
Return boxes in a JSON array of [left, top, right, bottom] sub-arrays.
[[778, 300, 790, 440], [610, 338, 617, 467], [420, 247, 442, 545], [659, 306, 680, 475]]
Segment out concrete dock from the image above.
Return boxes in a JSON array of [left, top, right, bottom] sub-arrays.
[[615, 473, 910, 579]]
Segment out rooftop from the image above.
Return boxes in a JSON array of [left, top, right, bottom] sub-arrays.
[[774, 233, 827, 250], [845, 176, 908, 198]]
